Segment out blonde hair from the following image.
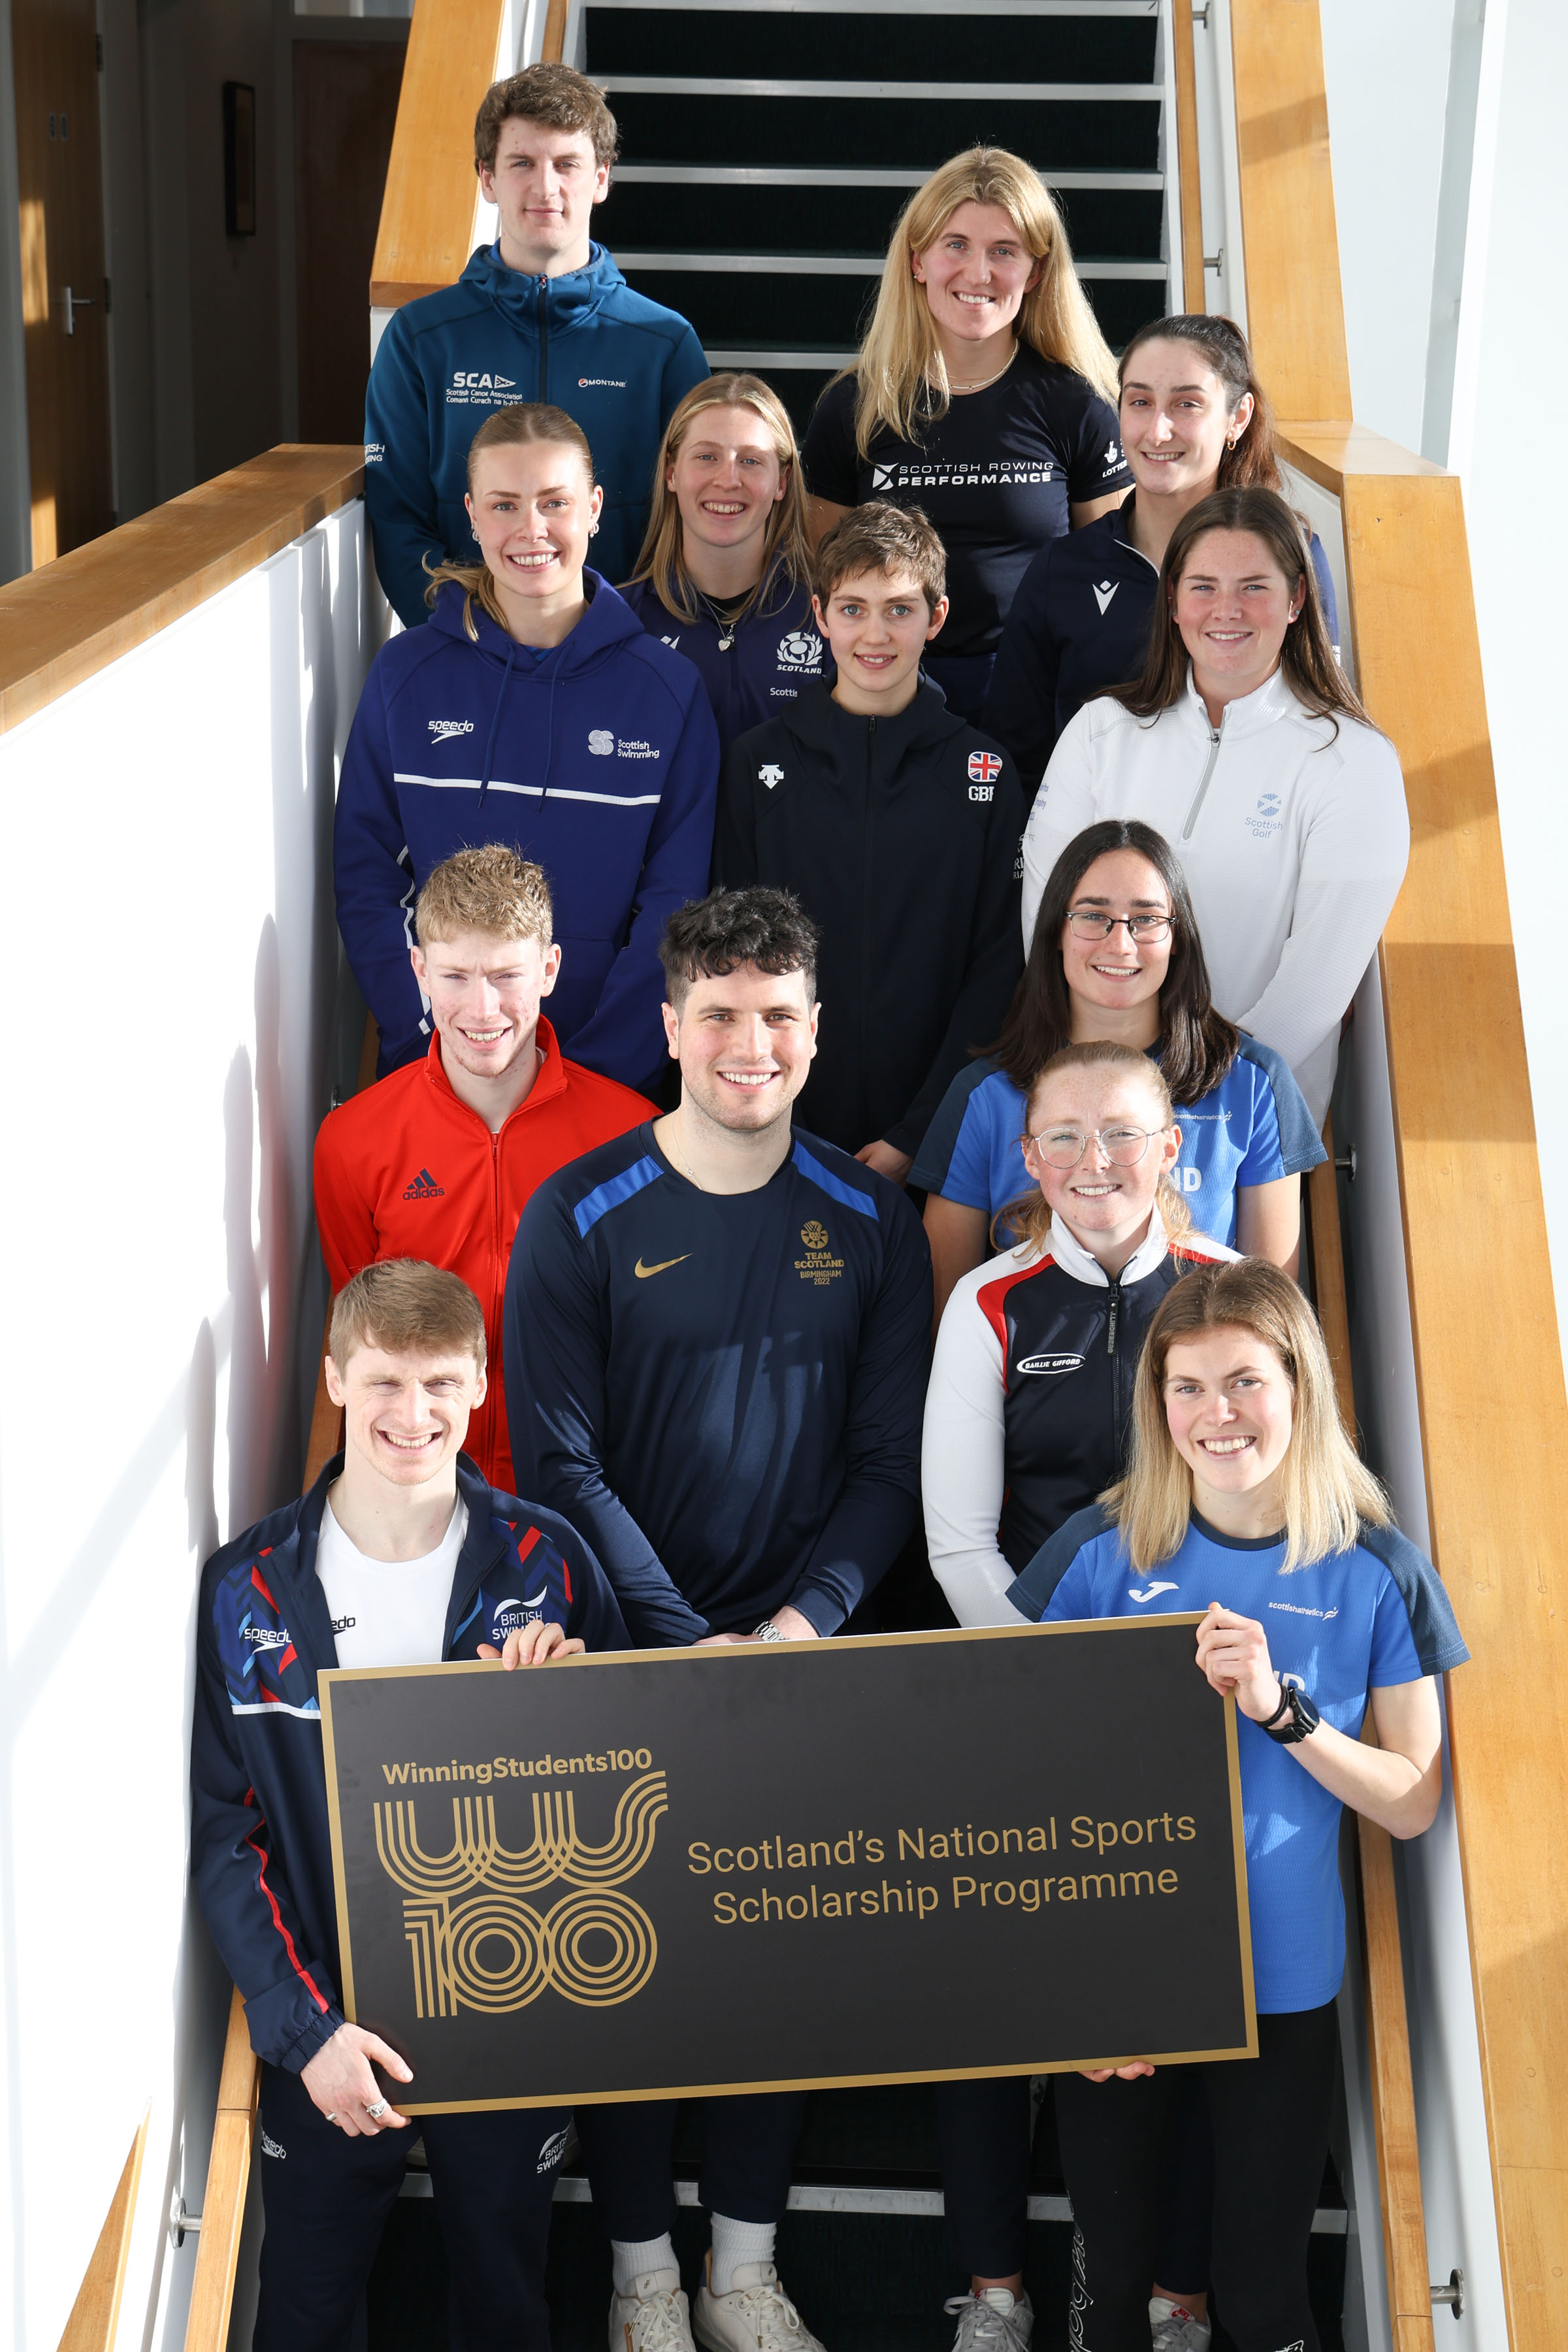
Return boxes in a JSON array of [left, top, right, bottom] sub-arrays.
[[628, 373, 814, 624], [1104, 1258, 1392, 1573], [329, 1260, 487, 1375], [845, 146, 1119, 458], [415, 845, 553, 952], [998, 1040, 1192, 1255], [425, 404, 596, 641]]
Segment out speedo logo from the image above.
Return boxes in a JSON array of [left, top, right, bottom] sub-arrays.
[[261, 2129, 286, 2159], [1016, 1351, 1085, 1376], [429, 719, 474, 744], [242, 1625, 289, 1651]]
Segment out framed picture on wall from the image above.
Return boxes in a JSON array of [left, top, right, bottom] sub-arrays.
[[223, 82, 256, 237]]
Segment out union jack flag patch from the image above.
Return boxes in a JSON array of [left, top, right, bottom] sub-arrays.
[[968, 751, 1002, 783]]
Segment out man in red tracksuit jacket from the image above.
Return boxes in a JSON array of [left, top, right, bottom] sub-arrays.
[[314, 844, 651, 1489]]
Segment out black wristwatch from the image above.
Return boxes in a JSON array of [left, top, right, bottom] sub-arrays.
[[1260, 1681, 1321, 1744]]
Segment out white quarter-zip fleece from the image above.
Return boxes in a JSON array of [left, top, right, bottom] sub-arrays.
[[1019, 670, 1410, 1121]]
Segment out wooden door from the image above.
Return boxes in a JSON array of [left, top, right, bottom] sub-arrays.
[[10, 0, 114, 564], [294, 37, 407, 445]]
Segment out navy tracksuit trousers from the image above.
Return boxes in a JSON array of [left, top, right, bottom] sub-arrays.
[[252, 2063, 570, 2351]]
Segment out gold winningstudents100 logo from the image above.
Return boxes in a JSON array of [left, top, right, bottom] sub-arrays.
[[374, 1772, 668, 2016]]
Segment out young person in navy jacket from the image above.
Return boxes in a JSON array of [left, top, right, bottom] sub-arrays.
[[714, 502, 1022, 1177], [189, 1260, 627, 2352], [364, 64, 707, 627], [985, 315, 1338, 800], [335, 402, 719, 1086], [1011, 1260, 1466, 2352], [914, 819, 1324, 1328], [620, 372, 829, 753]]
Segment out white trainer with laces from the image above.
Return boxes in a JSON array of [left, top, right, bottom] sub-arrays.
[[609, 2268, 696, 2352], [1149, 2296, 1212, 2352], [944, 2289, 1035, 2351], [693, 2257, 826, 2351]]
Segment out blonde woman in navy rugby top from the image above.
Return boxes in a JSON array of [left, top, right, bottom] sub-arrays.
[[1012, 1258, 1467, 2352]]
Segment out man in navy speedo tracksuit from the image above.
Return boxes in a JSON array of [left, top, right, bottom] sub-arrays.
[[365, 63, 708, 627], [504, 889, 932, 2352], [189, 1260, 627, 2352]]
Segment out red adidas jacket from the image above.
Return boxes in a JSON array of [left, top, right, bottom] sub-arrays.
[[313, 1018, 652, 1488]]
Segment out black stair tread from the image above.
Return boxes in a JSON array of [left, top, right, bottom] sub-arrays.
[[585, 7, 1156, 84], [610, 91, 1160, 172], [598, 178, 1166, 261]]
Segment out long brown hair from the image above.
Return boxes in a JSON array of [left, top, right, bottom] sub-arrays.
[[1103, 1258, 1391, 1572], [999, 819, 1238, 1107], [627, 372, 814, 624], [1117, 313, 1282, 492], [1115, 486, 1369, 734], [998, 1041, 1194, 1257], [425, 404, 596, 641]]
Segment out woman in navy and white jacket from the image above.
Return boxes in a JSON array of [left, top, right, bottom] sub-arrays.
[[1019, 485, 1409, 1124], [619, 370, 828, 753], [335, 402, 719, 1088]]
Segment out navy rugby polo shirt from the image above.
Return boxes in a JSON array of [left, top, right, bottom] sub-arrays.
[[503, 1123, 932, 1645]]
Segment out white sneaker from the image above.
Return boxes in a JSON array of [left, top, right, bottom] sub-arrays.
[[945, 2289, 1035, 2350], [693, 2257, 825, 2351], [610, 2268, 696, 2352], [1149, 2297, 1212, 2352]]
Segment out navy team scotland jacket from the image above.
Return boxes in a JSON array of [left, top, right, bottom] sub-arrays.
[[619, 571, 832, 755], [365, 242, 709, 627], [189, 1455, 627, 2073], [334, 574, 719, 1087]]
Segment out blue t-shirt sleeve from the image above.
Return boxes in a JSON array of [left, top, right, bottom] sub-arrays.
[[1367, 1567, 1425, 1687], [1236, 1036, 1327, 1178], [944, 1091, 1002, 1209], [1038, 1554, 1093, 1622], [1007, 1505, 1117, 1620], [1233, 1057, 1288, 1188]]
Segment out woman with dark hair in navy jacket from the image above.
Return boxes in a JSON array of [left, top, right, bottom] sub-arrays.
[[335, 404, 720, 1088]]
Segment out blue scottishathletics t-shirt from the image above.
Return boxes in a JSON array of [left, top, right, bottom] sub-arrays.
[[909, 1036, 1325, 1248], [1011, 1507, 1468, 2012]]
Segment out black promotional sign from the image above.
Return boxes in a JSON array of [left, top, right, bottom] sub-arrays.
[[320, 1622, 1255, 2113]]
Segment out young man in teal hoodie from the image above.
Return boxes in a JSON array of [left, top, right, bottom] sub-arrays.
[[365, 63, 708, 626]]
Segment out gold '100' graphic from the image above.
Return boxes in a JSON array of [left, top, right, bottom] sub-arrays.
[[373, 1772, 668, 2016]]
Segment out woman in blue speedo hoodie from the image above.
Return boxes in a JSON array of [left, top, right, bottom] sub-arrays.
[[336, 403, 720, 1086]]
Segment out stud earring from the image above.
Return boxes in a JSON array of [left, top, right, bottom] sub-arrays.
[[589, 520, 600, 536]]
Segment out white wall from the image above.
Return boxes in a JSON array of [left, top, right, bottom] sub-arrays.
[[0, 500, 380, 2352]]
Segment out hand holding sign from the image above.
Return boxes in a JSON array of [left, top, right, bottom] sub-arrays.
[[301, 2021, 412, 2134], [478, 1620, 585, 1670], [1196, 1603, 1281, 1722]]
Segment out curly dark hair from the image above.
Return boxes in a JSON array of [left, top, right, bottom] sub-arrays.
[[996, 819, 1238, 1107], [660, 888, 819, 1007], [474, 64, 619, 175]]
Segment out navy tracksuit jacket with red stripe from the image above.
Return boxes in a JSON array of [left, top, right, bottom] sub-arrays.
[[190, 1454, 627, 2072]]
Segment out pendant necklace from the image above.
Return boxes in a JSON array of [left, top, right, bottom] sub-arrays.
[[697, 590, 747, 652]]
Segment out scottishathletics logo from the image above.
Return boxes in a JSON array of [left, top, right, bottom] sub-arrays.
[[402, 1168, 445, 1201], [968, 751, 1002, 784], [429, 718, 474, 744]]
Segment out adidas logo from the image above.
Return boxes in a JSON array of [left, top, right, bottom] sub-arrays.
[[402, 1168, 446, 1201]]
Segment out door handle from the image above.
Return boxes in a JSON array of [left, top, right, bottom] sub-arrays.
[[62, 286, 96, 335]]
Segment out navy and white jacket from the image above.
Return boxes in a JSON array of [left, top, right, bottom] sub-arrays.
[[619, 569, 830, 755], [984, 494, 1341, 799], [921, 1211, 1237, 1625], [334, 573, 720, 1087], [714, 679, 1024, 1158], [190, 1455, 627, 2074], [504, 1122, 932, 1646], [365, 242, 709, 627]]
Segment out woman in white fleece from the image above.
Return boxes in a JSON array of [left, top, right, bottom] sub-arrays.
[[1019, 485, 1408, 1124]]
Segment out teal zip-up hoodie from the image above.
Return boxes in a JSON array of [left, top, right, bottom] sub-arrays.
[[365, 241, 709, 627]]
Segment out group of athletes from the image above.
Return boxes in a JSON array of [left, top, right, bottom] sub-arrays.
[[188, 58, 1471, 2352]]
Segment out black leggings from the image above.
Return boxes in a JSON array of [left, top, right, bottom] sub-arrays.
[[1054, 2002, 1339, 2352]]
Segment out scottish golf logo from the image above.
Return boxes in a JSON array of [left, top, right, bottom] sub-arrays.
[[375, 1772, 668, 2013]]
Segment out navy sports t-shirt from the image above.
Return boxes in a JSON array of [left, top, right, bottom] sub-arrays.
[[502, 1122, 932, 1645], [802, 351, 1131, 660], [910, 1036, 1325, 1250], [1016, 1507, 1467, 2011]]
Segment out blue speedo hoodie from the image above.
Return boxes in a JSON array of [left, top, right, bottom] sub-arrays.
[[334, 573, 720, 1088], [365, 242, 710, 627]]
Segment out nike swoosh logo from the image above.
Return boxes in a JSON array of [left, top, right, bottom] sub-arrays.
[[634, 1254, 692, 1279]]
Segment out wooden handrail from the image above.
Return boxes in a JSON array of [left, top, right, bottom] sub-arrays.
[[0, 445, 363, 737], [57, 2114, 149, 2352], [1168, 0, 1205, 310], [1304, 1139, 1436, 2352], [1231, 6, 1568, 2346], [369, 0, 510, 310]]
